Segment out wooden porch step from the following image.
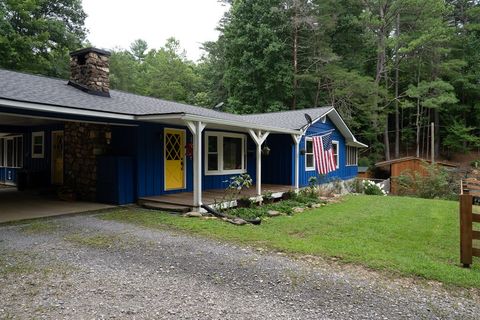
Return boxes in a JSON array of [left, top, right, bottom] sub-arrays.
[[139, 199, 191, 213]]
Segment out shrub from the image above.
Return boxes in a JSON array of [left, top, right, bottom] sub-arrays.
[[362, 180, 387, 196], [396, 163, 459, 200], [471, 159, 480, 168], [346, 178, 364, 193]]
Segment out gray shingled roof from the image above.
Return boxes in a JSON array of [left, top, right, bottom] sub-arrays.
[[241, 107, 333, 130], [0, 68, 331, 131]]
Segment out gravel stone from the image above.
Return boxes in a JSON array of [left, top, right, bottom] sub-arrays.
[[0, 214, 479, 319]]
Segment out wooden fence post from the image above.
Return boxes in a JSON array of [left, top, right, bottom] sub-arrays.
[[460, 194, 473, 268]]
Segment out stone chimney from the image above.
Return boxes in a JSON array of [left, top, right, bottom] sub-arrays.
[[68, 47, 111, 97]]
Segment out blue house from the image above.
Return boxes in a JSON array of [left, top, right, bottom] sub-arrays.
[[0, 48, 366, 211]]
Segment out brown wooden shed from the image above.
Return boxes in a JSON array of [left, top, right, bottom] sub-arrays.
[[375, 157, 457, 194]]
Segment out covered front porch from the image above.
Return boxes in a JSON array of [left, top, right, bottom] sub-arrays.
[[140, 116, 304, 212], [139, 184, 293, 212]]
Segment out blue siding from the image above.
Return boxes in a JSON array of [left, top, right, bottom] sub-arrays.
[[135, 124, 257, 197], [97, 156, 134, 204], [23, 124, 64, 176], [298, 118, 358, 187], [0, 123, 63, 186], [262, 134, 292, 185]]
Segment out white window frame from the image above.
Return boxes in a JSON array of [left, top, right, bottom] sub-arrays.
[[305, 137, 315, 171], [346, 146, 358, 166], [32, 131, 45, 159], [204, 131, 247, 176], [2, 135, 23, 168], [0, 137, 4, 167], [332, 140, 339, 169]]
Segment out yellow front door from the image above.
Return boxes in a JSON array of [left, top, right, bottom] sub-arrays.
[[51, 131, 64, 185], [164, 129, 185, 190]]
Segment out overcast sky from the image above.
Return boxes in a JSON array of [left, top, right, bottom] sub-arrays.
[[82, 0, 229, 61]]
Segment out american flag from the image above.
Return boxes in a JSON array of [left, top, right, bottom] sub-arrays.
[[312, 133, 336, 175]]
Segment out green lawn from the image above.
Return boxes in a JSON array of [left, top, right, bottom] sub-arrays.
[[101, 195, 480, 288]]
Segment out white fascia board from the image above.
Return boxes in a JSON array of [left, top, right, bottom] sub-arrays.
[[303, 107, 368, 148], [135, 113, 185, 120], [0, 98, 135, 121], [347, 141, 368, 148], [179, 114, 302, 134]]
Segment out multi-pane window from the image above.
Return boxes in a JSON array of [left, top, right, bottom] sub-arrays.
[[1, 136, 23, 168], [32, 131, 44, 158], [0, 138, 3, 167], [205, 132, 246, 175], [305, 137, 315, 171], [332, 141, 339, 168], [346, 146, 358, 166], [207, 135, 218, 171]]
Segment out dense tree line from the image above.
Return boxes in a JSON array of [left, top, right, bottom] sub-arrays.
[[1, 0, 479, 162], [198, 0, 480, 163]]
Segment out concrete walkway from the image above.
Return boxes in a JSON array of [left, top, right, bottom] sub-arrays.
[[0, 188, 113, 223]]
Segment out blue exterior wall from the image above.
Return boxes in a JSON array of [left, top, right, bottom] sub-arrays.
[[0, 106, 358, 199], [0, 123, 64, 185], [262, 134, 292, 185], [298, 118, 358, 187], [135, 123, 257, 197]]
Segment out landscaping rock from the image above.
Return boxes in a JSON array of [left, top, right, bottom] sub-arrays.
[[226, 218, 247, 225], [293, 207, 305, 213], [267, 210, 282, 217], [184, 212, 203, 218], [311, 203, 322, 209]]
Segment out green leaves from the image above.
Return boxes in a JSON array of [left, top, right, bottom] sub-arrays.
[[109, 39, 206, 106], [406, 80, 458, 110], [0, 0, 86, 77]]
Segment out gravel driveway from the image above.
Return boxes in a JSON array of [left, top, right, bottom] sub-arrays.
[[0, 213, 479, 319]]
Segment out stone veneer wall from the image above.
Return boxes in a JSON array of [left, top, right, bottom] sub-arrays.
[[70, 52, 110, 94], [64, 122, 110, 201]]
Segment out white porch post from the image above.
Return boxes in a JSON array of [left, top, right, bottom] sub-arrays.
[[248, 129, 270, 196], [291, 134, 302, 190], [186, 121, 206, 211]]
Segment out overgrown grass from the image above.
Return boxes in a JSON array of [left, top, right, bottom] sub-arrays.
[[64, 234, 119, 249], [0, 254, 36, 275], [20, 220, 59, 234], [100, 195, 480, 288]]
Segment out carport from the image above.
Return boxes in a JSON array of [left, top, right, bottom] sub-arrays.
[[0, 187, 112, 223], [0, 111, 132, 223]]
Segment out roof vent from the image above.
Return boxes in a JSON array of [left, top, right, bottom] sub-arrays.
[[68, 47, 111, 97]]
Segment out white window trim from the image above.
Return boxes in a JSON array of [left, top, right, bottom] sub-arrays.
[[305, 137, 315, 171], [332, 140, 339, 169], [0, 137, 4, 168], [204, 131, 247, 176], [346, 146, 358, 167], [2, 135, 23, 168], [32, 131, 45, 159]]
